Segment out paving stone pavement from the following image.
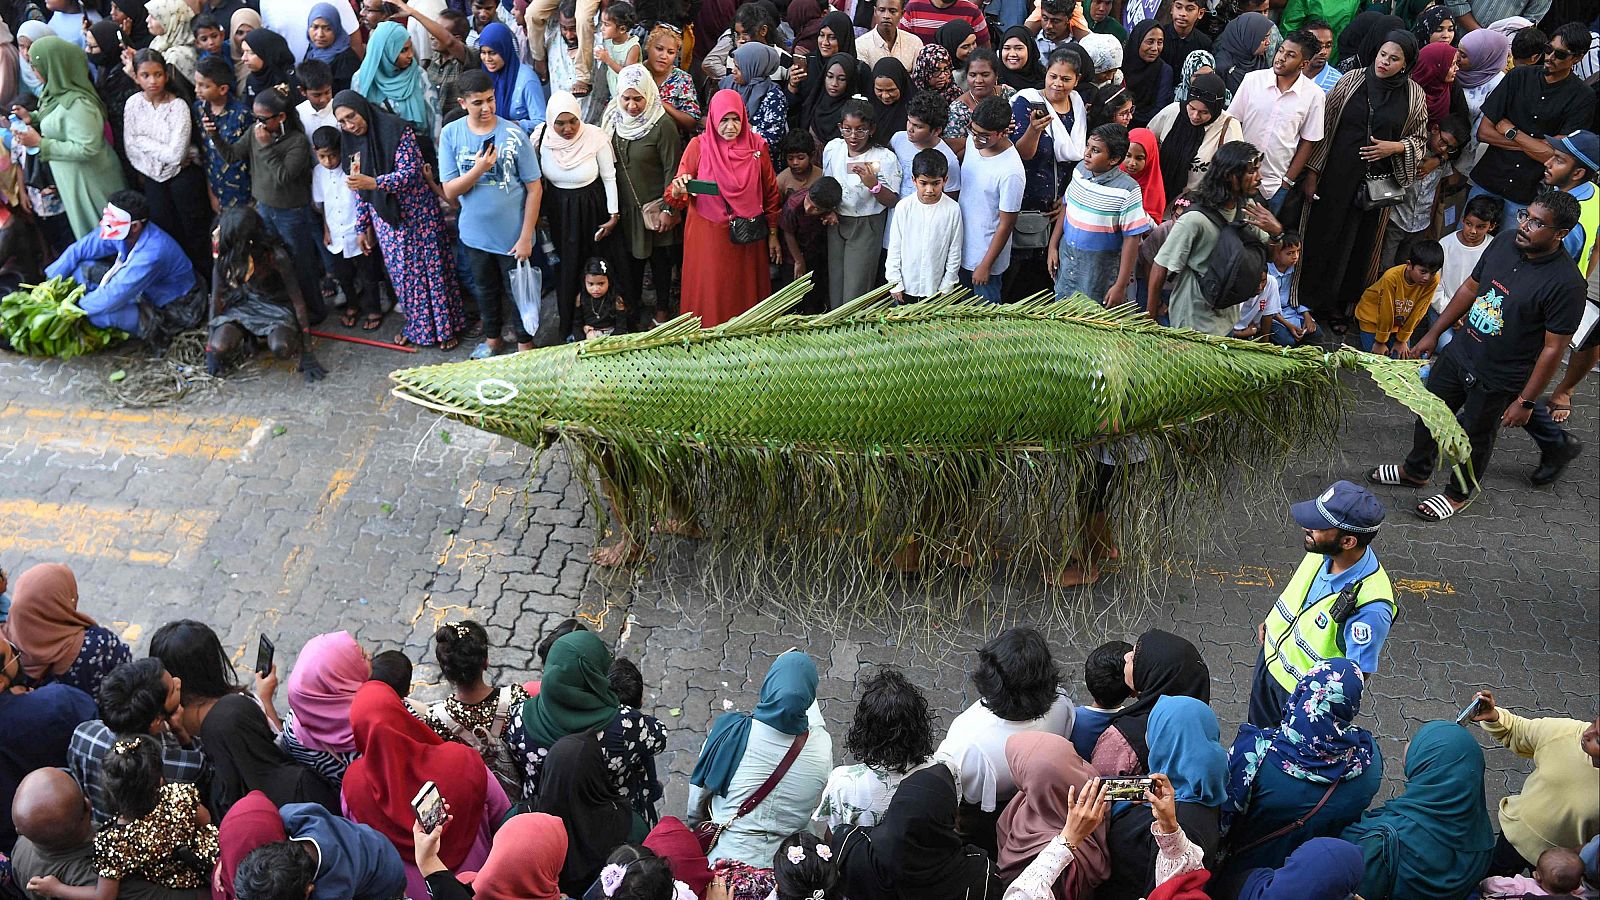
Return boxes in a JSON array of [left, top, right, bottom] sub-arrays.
[[0, 329, 1594, 821]]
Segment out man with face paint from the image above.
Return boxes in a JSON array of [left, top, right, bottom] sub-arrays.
[[42, 190, 202, 337], [1247, 480, 1396, 727]]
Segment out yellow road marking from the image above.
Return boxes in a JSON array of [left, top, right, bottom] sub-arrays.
[[0, 499, 211, 566], [1168, 560, 1455, 600], [0, 406, 262, 460]]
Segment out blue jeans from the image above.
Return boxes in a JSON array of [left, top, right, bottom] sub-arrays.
[[1466, 183, 1526, 235], [1270, 320, 1301, 347], [961, 267, 1004, 303], [1357, 330, 1403, 356], [1266, 185, 1290, 216], [258, 204, 328, 323]]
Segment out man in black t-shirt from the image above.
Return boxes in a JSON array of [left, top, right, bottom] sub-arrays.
[[1368, 192, 1586, 521], [1468, 23, 1597, 231]]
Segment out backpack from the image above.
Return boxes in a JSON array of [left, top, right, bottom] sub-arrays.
[[1194, 205, 1270, 311], [429, 686, 524, 799]]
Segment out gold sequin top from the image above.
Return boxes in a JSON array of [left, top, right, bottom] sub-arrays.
[[93, 783, 220, 889]]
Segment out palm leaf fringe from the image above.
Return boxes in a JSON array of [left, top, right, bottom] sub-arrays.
[[390, 281, 1473, 613]]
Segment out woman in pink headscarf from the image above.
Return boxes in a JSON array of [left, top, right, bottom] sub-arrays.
[[996, 732, 1111, 900], [415, 812, 569, 900], [664, 89, 782, 328], [280, 630, 371, 785]]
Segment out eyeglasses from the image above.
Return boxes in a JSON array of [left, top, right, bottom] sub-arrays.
[[1544, 44, 1574, 61], [1, 637, 22, 680], [839, 124, 870, 135], [252, 113, 278, 123], [1517, 208, 1554, 230]]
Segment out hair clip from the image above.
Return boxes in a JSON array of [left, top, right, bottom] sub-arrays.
[[601, 864, 629, 897], [815, 845, 832, 861], [786, 845, 806, 865], [809, 891, 825, 900], [450, 622, 472, 638], [112, 738, 140, 755]]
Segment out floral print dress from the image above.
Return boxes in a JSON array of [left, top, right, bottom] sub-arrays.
[[353, 128, 465, 347], [506, 704, 667, 821], [751, 89, 790, 155], [657, 68, 703, 127], [27, 626, 133, 697]]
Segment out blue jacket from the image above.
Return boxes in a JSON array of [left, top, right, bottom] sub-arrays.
[[45, 225, 198, 334]]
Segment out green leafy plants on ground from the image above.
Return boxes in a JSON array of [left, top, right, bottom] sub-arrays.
[[1, 277, 126, 359]]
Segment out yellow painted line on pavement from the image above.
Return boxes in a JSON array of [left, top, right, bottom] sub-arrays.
[[0, 406, 262, 460], [1168, 559, 1454, 600], [0, 499, 210, 565]]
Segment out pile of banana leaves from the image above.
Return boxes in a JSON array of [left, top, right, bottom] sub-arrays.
[[1, 276, 126, 358]]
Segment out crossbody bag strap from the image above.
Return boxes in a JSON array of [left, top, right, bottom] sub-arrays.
[[1229, 775, 1341, 857], [730, 730, 810, 822]]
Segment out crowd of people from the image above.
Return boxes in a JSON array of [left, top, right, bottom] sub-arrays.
[[0, 548, 1596, 900], [0, 0, 1596, 508]]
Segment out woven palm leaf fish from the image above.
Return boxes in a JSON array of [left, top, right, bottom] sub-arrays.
[[388, 282, 1472, 587]]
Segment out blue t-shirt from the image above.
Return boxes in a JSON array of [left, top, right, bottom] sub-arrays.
[[1561, 181, 1594, 263], [439, 116, 543, 255], [1297, 547, 1393, 673], [1068, 705, 1117, 761]]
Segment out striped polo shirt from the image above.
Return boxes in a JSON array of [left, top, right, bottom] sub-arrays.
[[1061, 164, 1152, 255]]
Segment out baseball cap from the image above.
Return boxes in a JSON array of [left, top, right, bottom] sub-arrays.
[[1291, 480, 1385, 533], [1546, 130, 1600, 175]]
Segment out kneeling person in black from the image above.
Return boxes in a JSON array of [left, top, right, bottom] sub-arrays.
[[1369, 191, 1585, 520], [206, 207, 328, 382]]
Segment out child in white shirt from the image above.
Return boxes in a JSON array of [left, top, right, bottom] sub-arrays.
[[1430, 195, 1501, 354], [310, 126, 382, 329], [886, 148, 963, 303]]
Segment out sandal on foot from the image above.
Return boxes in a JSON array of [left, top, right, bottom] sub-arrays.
[[1549, 401, 1572, 424], [1368, 464, 1426, 487], [1416, 494, 1463, 521], [341, 307, 360, 327], [361, 314, 384, 331]]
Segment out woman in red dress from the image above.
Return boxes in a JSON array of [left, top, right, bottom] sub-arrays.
[[665, 89, 782, 327]]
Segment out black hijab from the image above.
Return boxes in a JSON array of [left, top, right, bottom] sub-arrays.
[[934, 19, 974, 69], [819, 9, 858, 59], [806, 52, 862, 143], [199, 693, 340, 820], [998, 25, 1044, 91], [532, 732, 635, 899], [332, 89, 410, 226], [832, 767, 1002, 900], [87, 19, 123, 71], [1338, 11, 1401, 70], [1104, 629, 1211, 766], [242, 27, 301, 105], [1361, 29, 1419, 138], [1156, 70, 1225, 194], [870, 56, 910, 136], [111, 0, 151, 48], [1121, 20, 1167, 113], [1410, 5, 1452, 47]]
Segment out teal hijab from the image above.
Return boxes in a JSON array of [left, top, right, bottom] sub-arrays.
[[1340, 721, 1494, 900], [689, 651, 818, 797], [520, 631, 619, 748], [351, 21, 431, 132]]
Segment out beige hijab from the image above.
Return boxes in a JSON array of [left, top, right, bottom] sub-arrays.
[[2, 563, 97, 679]]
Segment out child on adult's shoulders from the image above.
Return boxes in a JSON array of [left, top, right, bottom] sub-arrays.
[[1355, 240, 1444, 358]]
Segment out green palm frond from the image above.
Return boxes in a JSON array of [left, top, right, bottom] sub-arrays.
[[390, 280, 1471, 598]]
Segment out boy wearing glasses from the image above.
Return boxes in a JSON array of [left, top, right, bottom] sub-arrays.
[[1467, 22, 1596, 233], [958, 97, 1024, 302]]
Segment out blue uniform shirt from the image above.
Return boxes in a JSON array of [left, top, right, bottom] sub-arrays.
[[45, 225, 199, 335], [1298, 546, 1393, 673], [1561, 181, 1594, 263]]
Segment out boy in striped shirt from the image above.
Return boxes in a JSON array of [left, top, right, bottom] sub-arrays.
[[1047, 124, 1151, 307]]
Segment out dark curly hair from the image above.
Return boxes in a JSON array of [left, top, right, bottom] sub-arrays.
[[844, 667, 934, 773], [235, 841, 317, 900], [1084, 640, 1132, 709], [537, 618, 588, 662], [434, 620, 490, 687], [971, 627, 1062, 722], [102, 734, 162, 820], [609, 658, 644, 709], [774, 832, 840, 900]]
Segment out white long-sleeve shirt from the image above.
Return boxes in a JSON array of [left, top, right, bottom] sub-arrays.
[[538, 134, 620, 215], [886, 194, 962, 298], [1001, 825, 1206, 900], [124, 93, 192, 183]]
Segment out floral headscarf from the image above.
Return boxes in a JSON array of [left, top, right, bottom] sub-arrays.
[[1173, 49, 1220, 104], [1225, 658, 1378, 816], [911, 43, 960, 102]]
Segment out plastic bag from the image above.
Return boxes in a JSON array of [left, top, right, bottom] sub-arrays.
[[510, 259, 542, 338]]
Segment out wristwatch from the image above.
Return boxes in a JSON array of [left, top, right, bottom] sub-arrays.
[[1519, 397, 1536, 410], [1504, 126, 1520, 141]]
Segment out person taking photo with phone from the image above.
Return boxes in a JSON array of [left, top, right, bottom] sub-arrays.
[[1247, 481, 1396, 728], [1461, 689, 1600, 879]]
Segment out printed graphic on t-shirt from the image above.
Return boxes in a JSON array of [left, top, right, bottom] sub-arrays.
[[1467, 284, 1506, 337], [455, 132, 525, 193]]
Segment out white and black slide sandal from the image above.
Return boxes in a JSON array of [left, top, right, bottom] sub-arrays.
[[1415, 494, 1461, 521], [1368, 464, 1424, 487]]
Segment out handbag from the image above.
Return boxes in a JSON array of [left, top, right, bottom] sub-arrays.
[[693, 730, 809, 854], [1011, 133, 1062, 251], [616, 149, 681, 233], [1355, 80, 1405, 211], [722, 196, 768, 245]]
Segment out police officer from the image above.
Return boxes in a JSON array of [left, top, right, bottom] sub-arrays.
[[1247, 480, 1396, 727]]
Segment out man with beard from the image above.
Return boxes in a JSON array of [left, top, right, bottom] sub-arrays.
[[1247, 480, 1395, 727]]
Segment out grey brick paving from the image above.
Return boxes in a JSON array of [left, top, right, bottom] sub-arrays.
[[0, 331, 1594, 819]]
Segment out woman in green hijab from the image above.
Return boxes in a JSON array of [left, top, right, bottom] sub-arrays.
[[507, 630, 639, 804], [1340, 720, 1495, 899], [12, 36, 125, 238], [1081, 0, 1127, 41]]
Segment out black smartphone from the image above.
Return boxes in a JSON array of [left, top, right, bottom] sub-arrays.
[[1454, 695, 1486, 725], [254, 634, 275, 677], [1100, 777, 1154, 801], [1029, 100, 1049, 117], [412, 781, 446, 833]]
